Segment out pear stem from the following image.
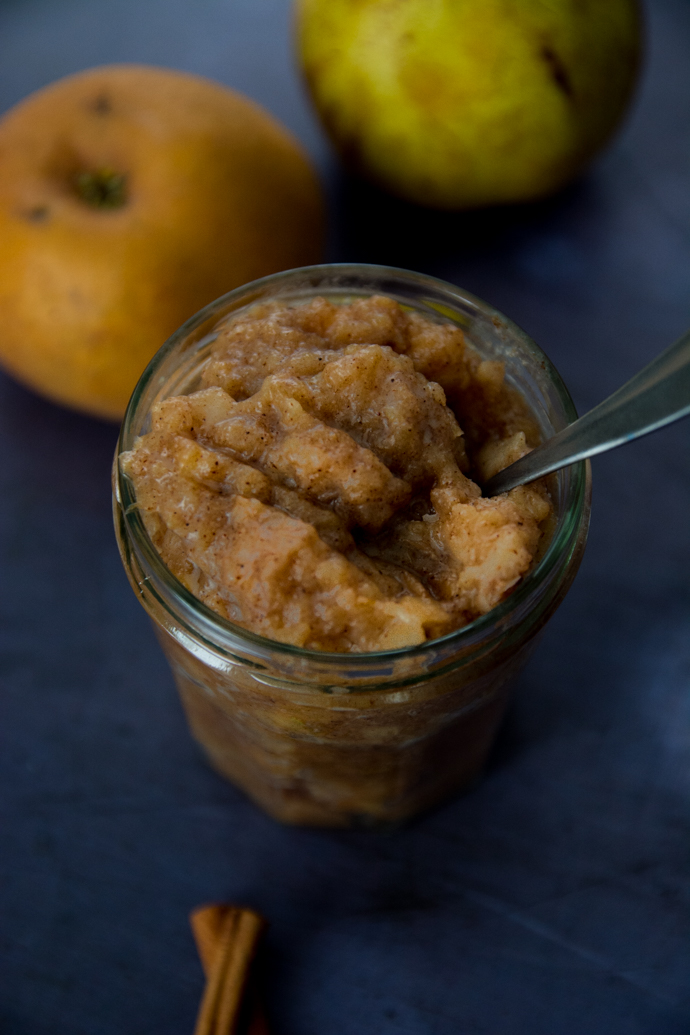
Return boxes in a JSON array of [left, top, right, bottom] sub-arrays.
[[75, 168, 127, 209]]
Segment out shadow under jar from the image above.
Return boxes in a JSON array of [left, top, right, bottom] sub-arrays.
[[113, 264, 591, 828]]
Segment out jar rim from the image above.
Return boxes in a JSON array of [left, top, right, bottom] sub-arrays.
[[115, 262, 589, 667]]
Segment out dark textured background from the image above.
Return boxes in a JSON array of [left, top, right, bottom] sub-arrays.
[[1, 1, 689, 1032]]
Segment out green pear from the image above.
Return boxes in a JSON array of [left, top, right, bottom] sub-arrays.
[[296, 0, 642, 209]]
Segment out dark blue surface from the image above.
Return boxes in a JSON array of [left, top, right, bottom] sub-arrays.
[[1, 1, 689, 1032]]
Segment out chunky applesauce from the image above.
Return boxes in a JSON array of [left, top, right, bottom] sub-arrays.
[[120, 295, 551, 653]]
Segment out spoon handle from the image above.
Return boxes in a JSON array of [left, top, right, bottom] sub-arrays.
[[482, 327, 690, 496]]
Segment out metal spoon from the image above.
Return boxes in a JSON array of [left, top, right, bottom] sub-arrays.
[[482, 327, 690, 496]]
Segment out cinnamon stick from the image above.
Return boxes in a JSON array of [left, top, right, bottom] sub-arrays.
[[191, 904, 229, 977], [190, 904, 268, 1035]]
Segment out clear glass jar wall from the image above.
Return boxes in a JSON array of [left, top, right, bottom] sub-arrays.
[[114, 264, 591, 827]]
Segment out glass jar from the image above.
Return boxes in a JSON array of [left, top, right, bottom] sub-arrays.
[[113, 264, 591, 828]]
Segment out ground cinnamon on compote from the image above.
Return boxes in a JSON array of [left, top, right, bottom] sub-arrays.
[[121, 295, 551, 652]]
